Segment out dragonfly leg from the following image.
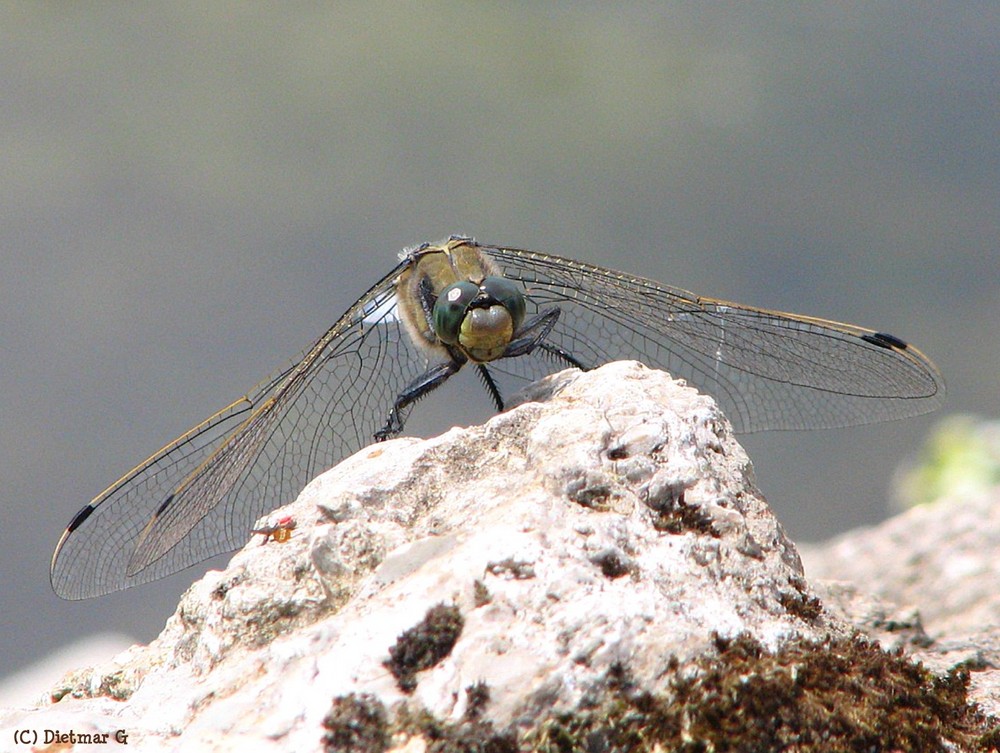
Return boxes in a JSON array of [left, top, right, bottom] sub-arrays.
[[502, 307, 561, 358], [503, 307, 589, 370], [476, 364, 504, 411], [537, 341, 589, 370], [375, 358, 464, 441]]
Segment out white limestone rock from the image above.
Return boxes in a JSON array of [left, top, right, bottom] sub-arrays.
[[5, 363, 857, 750], [802, 484, 1000, 717]]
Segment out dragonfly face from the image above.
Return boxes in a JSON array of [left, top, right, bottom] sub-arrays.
[[50, 235, 945, 599], [399, 241, 525, 362], [430, 276, 526, 362]]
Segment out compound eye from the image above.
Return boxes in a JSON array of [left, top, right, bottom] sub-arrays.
[[479, 276, 526, 332], [432, 280, 480, 345]]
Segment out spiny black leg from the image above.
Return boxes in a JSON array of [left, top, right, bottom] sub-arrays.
[[538, 341, 589, 370], [375, 358, 463, 441], [502, 307, 561, 358], [476, 364, 505, 411], [501, 306, 588, 370]]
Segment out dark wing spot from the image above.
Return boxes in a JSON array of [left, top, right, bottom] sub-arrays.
[[65, 503, 97, 534], [861, 331, 909, 350], [153, 493, 175, 518]]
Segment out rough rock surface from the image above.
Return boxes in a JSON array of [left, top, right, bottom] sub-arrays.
[[802, 483, 1000, 718], [5, 363, 995, 751]]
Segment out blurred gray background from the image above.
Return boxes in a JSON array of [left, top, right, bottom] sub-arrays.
[[2, 4, 997, 693]]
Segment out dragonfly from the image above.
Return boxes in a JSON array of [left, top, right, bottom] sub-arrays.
[[50, 235, 945, 599]]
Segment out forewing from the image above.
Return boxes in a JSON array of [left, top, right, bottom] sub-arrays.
[[51, 258, 427, 599], [481, 245, 944, 432]]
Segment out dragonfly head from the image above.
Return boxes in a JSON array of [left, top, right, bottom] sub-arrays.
[[433, 276, 526, 362]]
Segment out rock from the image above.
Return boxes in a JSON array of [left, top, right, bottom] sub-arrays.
[[4, 363, 994, 751], [0, 633, 133, 709], [802, 482, 1000, 719]]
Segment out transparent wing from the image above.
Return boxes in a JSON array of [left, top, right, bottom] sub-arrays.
[[480, 244, 945, 433], [51, 257, 429, 599], [51, 239, 945, 599]]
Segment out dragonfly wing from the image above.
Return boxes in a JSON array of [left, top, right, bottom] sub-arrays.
[[482, 245, 944, 432], [50, 258, 427, 599], [51, 238, 946, 599]]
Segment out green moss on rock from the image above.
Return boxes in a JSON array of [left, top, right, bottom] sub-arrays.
[[527, 633, 998, 752], [329, 633, 999, 752], [384, 603, 464, 693]]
